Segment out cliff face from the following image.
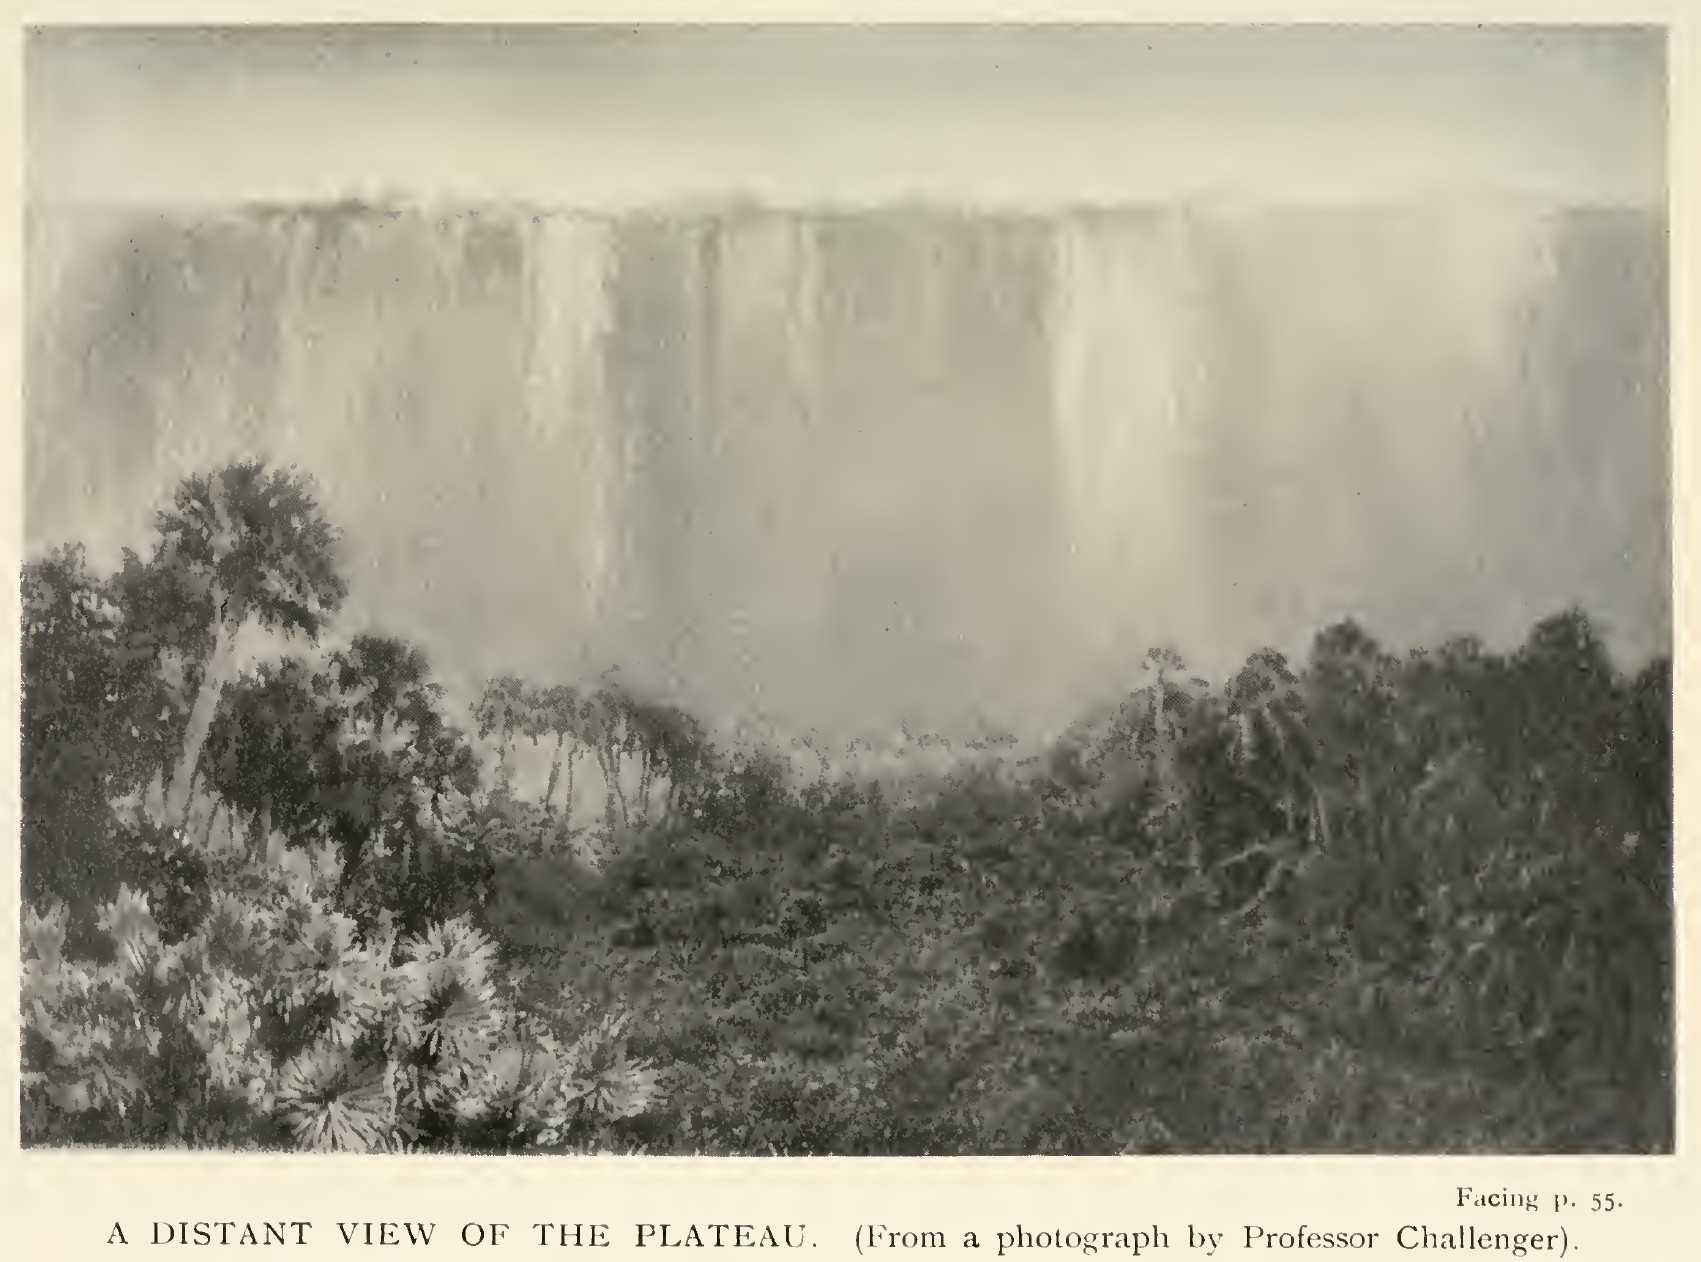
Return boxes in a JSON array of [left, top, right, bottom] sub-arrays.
[[26, 201, 1667, 744]]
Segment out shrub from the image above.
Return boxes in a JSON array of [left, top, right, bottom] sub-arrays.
[[22, 832, 660, 1152]]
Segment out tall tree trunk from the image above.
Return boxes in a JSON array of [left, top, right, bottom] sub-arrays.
[[598, 743, 629, 829], [164, 619, 238, 830], [596, 748, 616, 831], [491, 714, 515, 798], [543, 732, 566, 815], [253, 798, 274, 860], [637, 751, 654, 824], [539, 732, 568, 846]]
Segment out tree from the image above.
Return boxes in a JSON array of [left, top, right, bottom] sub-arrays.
[[473, 676, 529, 797], [150, 462, 348, 829], [200, 634, 484, 934], [578, 686, 635, 831], [22, 548, 135, 909], [1304, 620, 1405, 798], [1512, 608, 1619, 767], [21, 545, 214, 947], [529, 685, 584, 829], [624, 698, 716, 821], [1165, 647, 1321, 906]]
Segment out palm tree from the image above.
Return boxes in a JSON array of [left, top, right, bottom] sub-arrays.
[[474, 676, 529, 799], [581, 687, 633, 830], [1173, 648, 1323, 914], [331, 634, 476, 882], [530, 684, 585, 840], [153, 462, 348, 828], [1224, 647, 1319, 842]]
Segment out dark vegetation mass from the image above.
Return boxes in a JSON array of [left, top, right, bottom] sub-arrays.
[[21, 462, 1672, 1153]]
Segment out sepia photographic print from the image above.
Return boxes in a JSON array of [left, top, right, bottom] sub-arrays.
[[18, 21, 1672, 1158]]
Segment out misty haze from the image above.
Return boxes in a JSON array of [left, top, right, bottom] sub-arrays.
[[21, 25, 1671, 1155]]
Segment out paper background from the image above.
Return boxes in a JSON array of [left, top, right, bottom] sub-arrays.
[[1, 2, 1691, 1256]]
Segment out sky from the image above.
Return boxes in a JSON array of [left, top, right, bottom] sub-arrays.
[[28, 24, 1665, 210]]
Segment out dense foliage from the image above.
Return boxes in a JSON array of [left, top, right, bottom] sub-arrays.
[[22, 463, 1672, 1152]]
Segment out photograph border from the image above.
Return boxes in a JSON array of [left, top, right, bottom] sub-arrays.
[[2, 0, 1692, 1255]]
